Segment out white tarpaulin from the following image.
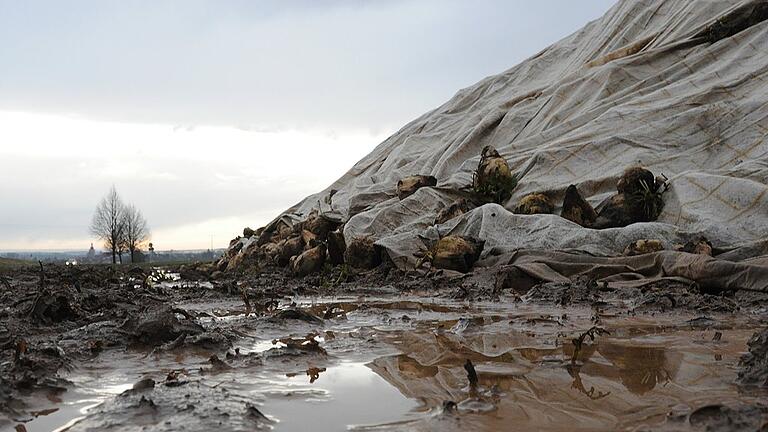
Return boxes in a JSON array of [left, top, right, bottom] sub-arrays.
[[240, 0, 768, 272]]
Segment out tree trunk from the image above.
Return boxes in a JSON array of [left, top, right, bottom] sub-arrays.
[[112, 247, 116, 264]]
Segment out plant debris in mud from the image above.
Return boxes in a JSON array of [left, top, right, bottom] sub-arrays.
[[464, 359, 479, 390], [286, 366, 327, 383], [2, 250, 767, 432], [570, 326, 610, 365], [0, 263, 235, 421]]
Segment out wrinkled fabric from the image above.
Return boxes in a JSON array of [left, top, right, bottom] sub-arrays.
[[238, 0, 768, 281], [483, 249, 768, 292]]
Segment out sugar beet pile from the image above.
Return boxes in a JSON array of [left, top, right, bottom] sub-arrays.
[[220, 0, 768, 292]]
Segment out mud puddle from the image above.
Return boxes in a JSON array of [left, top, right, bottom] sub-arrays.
[[11, 295, 767, 432]]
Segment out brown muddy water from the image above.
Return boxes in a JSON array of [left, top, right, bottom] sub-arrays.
[[13, 294, 766, 432]]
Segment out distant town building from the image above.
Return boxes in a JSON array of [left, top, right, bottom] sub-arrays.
[[87, 243, 96, 261]]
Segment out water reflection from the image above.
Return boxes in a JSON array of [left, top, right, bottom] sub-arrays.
[[15, 296, 754, 432], [374, 325, 685, 410], [396, 355, 439, 379], [596, 343, 677, 395], [263, 362, 419, 432]]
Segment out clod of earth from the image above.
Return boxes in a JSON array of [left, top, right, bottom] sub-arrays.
[[179, 262, 216, 281], [228, 237, 244, 253], [737, 327, 768, 387], [687, 403, 768, 431], [397, 175, 438, 200], [184, 331, 231, 351], [121, 378, 156, 396], [205, 354, 232, 372], [124, 307, 204, 347], [268, 308, 323, 324], [28, 292, 77, 324]]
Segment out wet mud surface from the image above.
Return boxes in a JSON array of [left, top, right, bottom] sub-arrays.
[[1, 264, 767, 431]]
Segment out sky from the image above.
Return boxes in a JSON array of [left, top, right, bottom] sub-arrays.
[[0, 0, 616, 251]]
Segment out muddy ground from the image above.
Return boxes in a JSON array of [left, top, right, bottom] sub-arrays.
[[1, 262, 767, 431]]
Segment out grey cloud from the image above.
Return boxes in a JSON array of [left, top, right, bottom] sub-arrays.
[[0, 1, 617, 249], [0, 1, 616, 131]]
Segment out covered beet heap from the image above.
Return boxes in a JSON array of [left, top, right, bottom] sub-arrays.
[[220, 0, 768, 291]]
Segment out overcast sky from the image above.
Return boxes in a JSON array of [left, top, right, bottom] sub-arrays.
[[0, 0, 616, 251]]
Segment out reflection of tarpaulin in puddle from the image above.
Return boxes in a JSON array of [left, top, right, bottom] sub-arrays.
[[243, 0, 768, 280], [367, 332, 701, 431], [487, 249, 768, 293], [368, 358, 625, 429], [579, 342, 683, 396]]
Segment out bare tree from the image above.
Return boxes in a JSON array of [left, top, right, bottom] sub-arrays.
[[89, 186, 125, 264], [121, 204, 150, 263]]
